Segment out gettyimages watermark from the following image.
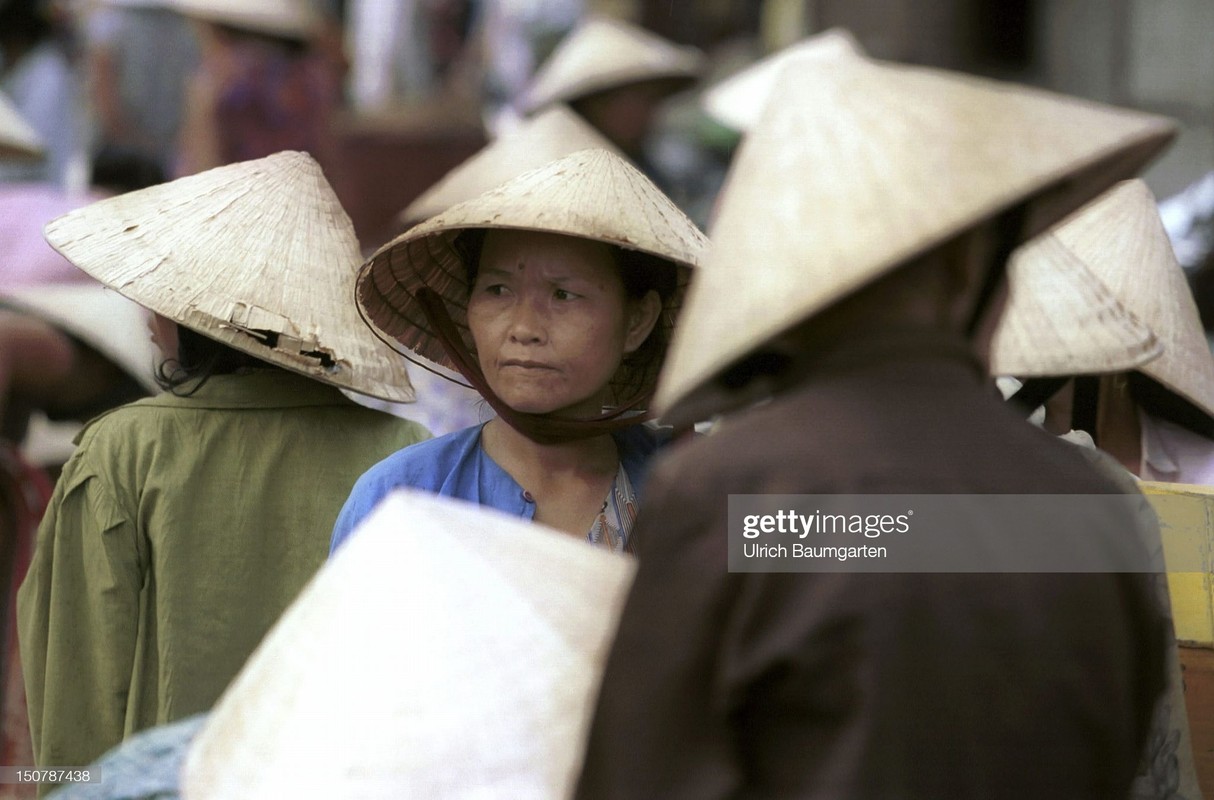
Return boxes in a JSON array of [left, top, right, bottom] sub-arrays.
[[728, 494, 1191, 573]]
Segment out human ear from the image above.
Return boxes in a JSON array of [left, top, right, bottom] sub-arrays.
[[623, 290, 662, 354]]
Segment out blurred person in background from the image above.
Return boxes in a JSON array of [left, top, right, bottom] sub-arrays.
[[519, 16, 703, 193], [83, 0, 200, 177], [0, 0, 88, 188], [173, 0, 343, 176], [992, 180, 1211, 800]]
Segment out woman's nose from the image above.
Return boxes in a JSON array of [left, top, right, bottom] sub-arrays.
[[506, 298, 547, 344]]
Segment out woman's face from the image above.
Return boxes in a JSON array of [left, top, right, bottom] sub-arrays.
[[466, 230, 659, 418]]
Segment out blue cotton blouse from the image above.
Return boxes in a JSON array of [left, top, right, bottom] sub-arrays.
[[330, 422, 664, 553]]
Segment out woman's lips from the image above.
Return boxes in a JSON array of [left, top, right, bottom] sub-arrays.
[[501, 359, 556, 370]]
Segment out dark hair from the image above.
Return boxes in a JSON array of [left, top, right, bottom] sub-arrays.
[[156, 324, 280, 396], [213, 23, 310, 56], [1129, 371, 1214, 440], [91, 146, 167, 194], [0, 0, 52, 46], [452, 228, 680, 401]]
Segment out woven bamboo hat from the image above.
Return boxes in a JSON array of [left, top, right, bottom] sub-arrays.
[[521, 17, 705, 115], [398, 105, 624, 227], [701, 28, 864, 132], [182, 489, 636, 799], [169, 0, 320, 40], [360, 148, 706, 405], [0, 284, 160, 393], [1015, 179, 1214, 417], [990, 232, 1162, 378], [654, 55, 1177, 425], [43, 151, 416, 403], [0, 90, 43, 160]]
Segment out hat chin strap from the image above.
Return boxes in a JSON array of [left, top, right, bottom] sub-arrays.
[[415, 289, 651, 444]]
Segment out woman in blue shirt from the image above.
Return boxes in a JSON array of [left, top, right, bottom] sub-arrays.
[[334, 148, 706, 553]]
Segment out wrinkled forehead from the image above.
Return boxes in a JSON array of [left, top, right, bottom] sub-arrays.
[[478, 229, 621, 283]]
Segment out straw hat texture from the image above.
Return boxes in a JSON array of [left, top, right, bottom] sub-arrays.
[[0, 284, 160, 393], [169, 0, 320, 40], [989, 233, 1162, 378], [398, 105, 625, 227], [522, 17, 705, 114], [360, 147, 707, 403], [1018, 179, 1214, 417], [0, 90, 43, 160], [700, 28, 864, 132], [653, 55, 1176, 425], [43, 151, 416, 403], [181, 489, 636, 799]]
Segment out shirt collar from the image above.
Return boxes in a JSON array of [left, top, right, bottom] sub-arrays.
[[142, 370, 357, 411]]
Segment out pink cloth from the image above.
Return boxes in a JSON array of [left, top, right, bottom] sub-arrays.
[[0, 184, 102, 287]]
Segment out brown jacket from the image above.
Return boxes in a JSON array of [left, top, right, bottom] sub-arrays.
[[576, 330, 1167, 799]]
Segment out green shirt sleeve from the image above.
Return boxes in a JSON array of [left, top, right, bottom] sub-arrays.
[[17, 444, 145, 772]]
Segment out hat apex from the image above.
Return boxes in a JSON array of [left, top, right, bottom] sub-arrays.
[[1047, 180, 1214, 417], [522, 16, 705, 114], [398, 105, 625, 227], [655, 56, 1176, 425], [700, 28, 865, 132]]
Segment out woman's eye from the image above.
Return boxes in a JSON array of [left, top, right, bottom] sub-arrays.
[[553, 289, 578, 301], [481, 284, 507, 296]]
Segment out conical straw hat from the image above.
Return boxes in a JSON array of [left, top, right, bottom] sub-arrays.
[[360, 148, 707, 404], [522, 17, 705, 114], [169, 0, 320, 40], [990, 233, 1162, 378], [181, 489, 637, 799], [0, 284, 160, 393], [654, 55, 1176, 425], [1036, 179, 1214, 417], [700, 28, 864, 132], [0, 90, 43, 160], [398, 105, 625, 227], [44, 151, 416, 403]]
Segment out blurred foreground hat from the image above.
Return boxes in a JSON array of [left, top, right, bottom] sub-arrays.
[[399, 105, 625, 227], [182, 489, 636, 799], [990, 230, 1162, 378], [700, 28, 864, 132], [1009, 180, 1214, 417], [0, 284, 160, 393], [360, 148, 706, 405], [169, 0, 320, 40], [0, 90, 43, 160], [522, 17, 705, 114], [654, 55, 1176, 426], [44, 151, 416, 402]]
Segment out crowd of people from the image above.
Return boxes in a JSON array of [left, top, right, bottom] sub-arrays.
[[2, 1, 1214, 798]]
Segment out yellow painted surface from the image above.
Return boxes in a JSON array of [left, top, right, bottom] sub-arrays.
[[1142, 481, 1214, 646]]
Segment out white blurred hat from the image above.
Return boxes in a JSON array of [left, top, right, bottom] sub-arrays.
[[182, 489, 637, 799]]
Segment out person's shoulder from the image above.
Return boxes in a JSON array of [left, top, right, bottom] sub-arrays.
[[73, 394, 178, 447], [338, 404, 434, 446], [352, 425, 483, 495]]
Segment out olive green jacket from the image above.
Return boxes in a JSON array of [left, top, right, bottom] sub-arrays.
[[17, 371, 430, 773]]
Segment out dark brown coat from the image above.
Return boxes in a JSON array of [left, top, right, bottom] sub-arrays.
[[576, 330, 1167, 800]]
